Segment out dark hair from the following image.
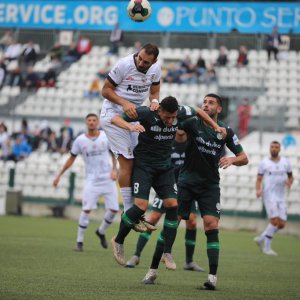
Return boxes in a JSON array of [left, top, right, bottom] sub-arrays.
[[160, 96, 178, 113], [205, 93, 222, 107], [271, 141, 281, 146], [141, 44, 159, 59], [85, 113, 98, 119]]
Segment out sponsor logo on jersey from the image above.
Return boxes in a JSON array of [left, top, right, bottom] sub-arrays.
[[126, 76, 134, 81], [232, 134, 240, 145], [126, 84, 149, 93]]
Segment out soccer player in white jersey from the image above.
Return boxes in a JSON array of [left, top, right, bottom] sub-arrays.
[[254, 141, 293, 256], [100, 44, 160, 215], [53, 114, 119, 252]]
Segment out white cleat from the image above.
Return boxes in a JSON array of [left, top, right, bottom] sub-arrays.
[[254, 236, 264, 252], [142, 269, 157, 284], [184, 261, 205, 272], [133, 220, 148, 233], [161, 253, 176, 270], [111, 236, 125, 266], [204, 274, 217, 290], [263, 248, 278, 256], [126, 255, 140, 268]]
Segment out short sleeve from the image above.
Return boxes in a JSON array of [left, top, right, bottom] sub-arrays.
[[286, 158, 292, 173], [151, 61, 161, 85], [107, 58, 127, 86], [123, 106, 151, 122], [257, 160, 265, 176], [225, 128, 243, 155], [70, 137, 80, 156]]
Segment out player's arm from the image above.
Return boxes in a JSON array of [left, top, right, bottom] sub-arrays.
[[53, 155, 76, 187], [219, 151, 248, 169], [149, 83, 160, 111], [111, 114, 145, 133], [256, 174, 263, 198], [102, 79, 137, 118], [110, 151, 118, 181], [195, 107, 226, 138], [286, 172, 294, 189]]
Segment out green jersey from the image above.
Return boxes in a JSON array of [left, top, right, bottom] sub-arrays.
[[178, 116, 243, 185], [171, 140, 187, 180], [123, 105, 195, 168]]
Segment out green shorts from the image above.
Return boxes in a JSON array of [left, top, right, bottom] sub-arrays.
[[132, 162, 177, 200], [150, 194, 198, 214], [178, 183, 220, 219]]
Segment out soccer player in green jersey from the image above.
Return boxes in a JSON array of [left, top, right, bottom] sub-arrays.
[[109, 96, 225, 269], [143, 94, 248, 289], [126, 130, 205, 272]]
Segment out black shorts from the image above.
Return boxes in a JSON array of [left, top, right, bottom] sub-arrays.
[[178, 184, 220, 219], [132, 163, 177, 200], [151, 194, 198, 214]]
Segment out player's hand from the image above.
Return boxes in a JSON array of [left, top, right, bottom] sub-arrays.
[[256, 190, 262, 198], [123, 102, 137, 118], [285, 180, 292, 189], [218, 156, 235, 169], [215, 127, 227, 139], [111, 169, 117, 181], [53, 177, 60, 187], [129, 124, 145, 133], [149, 101, 159, 111]]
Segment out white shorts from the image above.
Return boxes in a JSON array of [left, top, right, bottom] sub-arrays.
[[82, 179, 119, 211], [263, 199, 287, 221], [100, 109, 139, 159]]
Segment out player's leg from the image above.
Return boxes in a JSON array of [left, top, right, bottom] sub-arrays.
[[75, 185, 98, 251], [96, 180, 119, 249], [127, 209, 163, 267], [112, 165, 153, 265], [184, 202, 205, 272], [100, 115, 137, 211], [199, 186, 221, 290]]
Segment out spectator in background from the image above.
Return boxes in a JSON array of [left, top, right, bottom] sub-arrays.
[[238, 99, 251, 139], [77, 35, 92, 57], [62, 42, 80, 65], [132, 40, 142, 53], [0, 122, 9, 156], [4, 39, 22, 62], [97, 59, 112, 80], [24, 66, 39, 90], [49, 42, 63, 61], [205, 63, 217, 85], [12, 135, 32, 161], [5, 65, 23, 87], [60, 118, 74, 141], [237, 45, 248, 67], [0, 59, 6, 88], [0, 31, 13, 51], [39, 68, 56, 87], [85, 78, 101, 98], [266, 26, 282, 61], [196, 54, 206, 82], [21, 41, 37, 65], [109, 22, 123, 55], [57, 128, 72, 154], [216, 46, 228, 66], [47, 131, 59, 153]]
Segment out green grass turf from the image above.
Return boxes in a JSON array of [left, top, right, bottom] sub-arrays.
[[0, 215, 300, 300]]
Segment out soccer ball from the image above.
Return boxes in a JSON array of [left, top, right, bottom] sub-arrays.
[[127, 0, 152, 22]]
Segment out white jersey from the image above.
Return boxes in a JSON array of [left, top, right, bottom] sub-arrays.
[[101, 53, 161, 115], [71, 131, 112, 183], [258, 156, 292, 201]]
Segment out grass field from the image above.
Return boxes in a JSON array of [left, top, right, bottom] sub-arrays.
[[0, 215, 300, 300]]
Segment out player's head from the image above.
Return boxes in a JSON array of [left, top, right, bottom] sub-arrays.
[[135, 44, 159, 72], [159, 96, 178, 127], [202, 93, 222, 119], [270, 141, 281, 158], [85, 113, 99, 130]]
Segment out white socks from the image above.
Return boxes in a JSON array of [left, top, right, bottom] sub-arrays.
[[120, 187, 133, 212], [264, 224, 278, 251], [98, 210, 117, 235], [77, 211, 90, 243]]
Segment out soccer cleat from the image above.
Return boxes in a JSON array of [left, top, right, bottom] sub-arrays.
[[74, 242, 83, 252], [133, 220, 148, 233], [184, 261, 205, 272], [263, 248, 278, 256], [142, 269, 158, 284], [161, 253, 176, 270], [204, 274, 217, 290], [95, 230, 108, 249], [111, 236, 125, 266], [126, 255, 140, 268], [140, 215, 157, 232], [254, 236, 264, 252]]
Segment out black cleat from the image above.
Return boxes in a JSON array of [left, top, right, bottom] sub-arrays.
[[74, 242, 83, 252], [95, 230, 108, 249]]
